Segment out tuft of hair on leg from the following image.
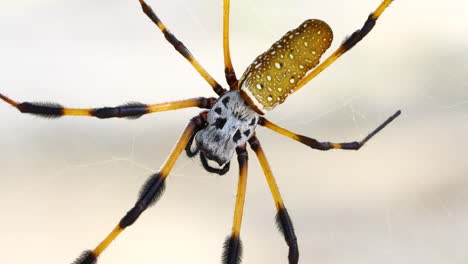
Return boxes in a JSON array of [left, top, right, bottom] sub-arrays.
[[275, 208, 299, 264], [17, 101, 64, 118], [222, 235, 243, 264], [71, 250, 96, 264], [275, 208, 296, 239], [121, 102, 147, 119], [138, 173, 166, 207]]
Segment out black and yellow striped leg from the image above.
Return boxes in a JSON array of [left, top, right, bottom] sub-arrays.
[[294, 0, 394, 92], [138, 0, 226, 96], [222, 146, 248, 264], [71, 113, 207, 264], [0, 93, 214, 119], [223, 0, 238, 89], [259, 110, 401, 151], [248, 136, 299, 264]]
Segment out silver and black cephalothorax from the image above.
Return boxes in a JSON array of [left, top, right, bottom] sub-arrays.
[[192, 91, 258, 173], [0, 1, 401, 264]]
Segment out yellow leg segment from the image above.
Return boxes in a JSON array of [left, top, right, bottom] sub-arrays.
[[223, 0, 238, 88], [248, 136, 299, 264], [92, 225, 123, 257], [249, 138, 284, 210], [0, 93, 18, 107], [222, 146, 248, 264], [71, 113, 205, 264], [294, 0, 394, 93], [259, 109, 401, 151], [138, 0, 226, 95], [258, 117, 304, 145], [0, 93, 214, 119], [231, 148, 248, 236]]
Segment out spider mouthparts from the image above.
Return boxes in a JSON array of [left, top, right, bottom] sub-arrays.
[[206, 156, 225, 168]]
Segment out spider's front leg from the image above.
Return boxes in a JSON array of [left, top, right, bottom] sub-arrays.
[[71, 112, 207, 264], [222, 146, 248, 264], [0, 93, 214, 119], [138, 0, 227, 96], [222, 0, 238, 89], [259, 110, 401, 151]]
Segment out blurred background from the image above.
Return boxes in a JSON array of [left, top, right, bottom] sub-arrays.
[[0, 0, 467, 263]]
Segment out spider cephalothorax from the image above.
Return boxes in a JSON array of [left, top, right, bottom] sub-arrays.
[[192, 91, 258, 173], [0, 0, 400, 264]]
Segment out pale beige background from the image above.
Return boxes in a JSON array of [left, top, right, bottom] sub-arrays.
[[1, 0, 467, 263]]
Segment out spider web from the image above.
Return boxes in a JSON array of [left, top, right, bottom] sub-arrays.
[[1, 0, 468, 264]]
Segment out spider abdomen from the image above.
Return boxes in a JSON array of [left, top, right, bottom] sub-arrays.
[[194, 91, 258, 170], [239, 19, 333, 114]]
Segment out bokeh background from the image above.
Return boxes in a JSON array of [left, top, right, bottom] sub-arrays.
[[1, 0, 467, 263]]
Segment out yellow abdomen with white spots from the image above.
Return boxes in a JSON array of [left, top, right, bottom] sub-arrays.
[[239, 19, 333, 114]]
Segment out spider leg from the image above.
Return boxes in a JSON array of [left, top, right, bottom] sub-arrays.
[[222, 146, 248, 264], [138, 0, 226, 96], [71, 113, 206, 264], [248, 136, 299, 264], [259, 110, 401, 151], [0, 93, 214, 119], [293, 0, 394, 93], [223, 0, 238, 89]]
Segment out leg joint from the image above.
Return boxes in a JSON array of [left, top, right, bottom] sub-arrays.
[[235, 146, 248, 163], [276, 208, 297, 242], [190, 111, 208, 127], [119, 204, 145, 228], [341, 14, 376, 52], [17, 102, 64, 118], [247, 136, 261, 152], [222, 235, 243, 264]]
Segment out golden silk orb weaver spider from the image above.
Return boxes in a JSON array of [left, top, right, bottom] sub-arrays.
[[0, 0, 401, 263]]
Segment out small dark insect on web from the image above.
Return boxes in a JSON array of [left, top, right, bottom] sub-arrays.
[[0, 0, 400, 263]]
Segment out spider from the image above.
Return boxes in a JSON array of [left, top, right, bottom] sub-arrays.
[[0, 0, 401, 263]]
